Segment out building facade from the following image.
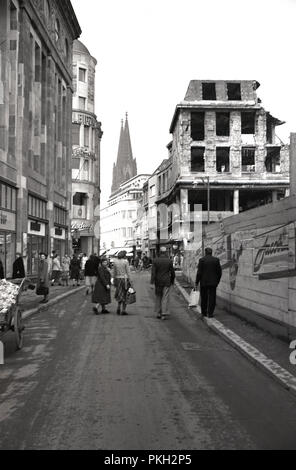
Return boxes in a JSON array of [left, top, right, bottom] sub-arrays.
[[100, 174, 150, 255], [71, 40, 102, 255], [155, 79, 289, 250], [0, 0, 81, 277]]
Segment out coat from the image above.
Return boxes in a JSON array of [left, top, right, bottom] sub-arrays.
[[12, 257, 25, 279], [70, 257, 81, 279], [92, 266, 111, 305], [195, 254, 222, 287], [151, 254, 175, 287], [85, 259, 98, 277], [36, 259, 49, 295]]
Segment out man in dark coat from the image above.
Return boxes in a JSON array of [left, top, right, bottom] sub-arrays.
[[92, 258, 111, 314], [150, 246, 175, 320], [195, 247, 222, 318], [12, 253, 25, 279]]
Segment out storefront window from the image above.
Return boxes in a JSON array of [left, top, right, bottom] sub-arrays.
[[0, 232, 16, 278], [27, 235, 47, 275]]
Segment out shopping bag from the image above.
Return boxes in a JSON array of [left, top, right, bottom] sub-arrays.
[[126, 288, 136, 304], [188, 288, 200, 307]]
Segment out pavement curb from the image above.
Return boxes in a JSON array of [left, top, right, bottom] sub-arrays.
[[22, 286, 85, 320], [174, 279, 296, 399]]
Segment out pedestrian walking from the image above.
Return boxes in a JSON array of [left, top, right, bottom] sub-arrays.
[[12, 253, 25, 279], [150, 246, 175, 320], [92, 257, 111, 314], [61, 254, 71, 286], [80, 253, 88, 280], [0, 259, 4, 279], [51, 253, 62, 286], [85, 255, 98, 295], [195, 247, 222, 318], [36, 252, 49, 303], [112, 250, 133, 315], [70, 254, 81, 286]]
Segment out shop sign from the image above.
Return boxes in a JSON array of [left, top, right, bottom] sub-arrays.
[[73, 112, 97, 128], [54, 227, 66, 239], [28, 220, 46, 236], [71, 221, 93, 232], [0, 210, 16, 231]]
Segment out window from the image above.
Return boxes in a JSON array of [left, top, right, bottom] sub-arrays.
[[241, 112, 255, 134], [54, 206, 67, 226], [122, 228, 127, 237], [227, 83, 241, 100], [35, 43, 41, 82], [72, 123, 80, 145], [55, 18, 60, 42], [216, 148, 230, 173], [216, 112, 230, 136], [64, 39, 69, 61], [202, 82, 216, 100], [84, 126, 89, 147], [150, 185, 156, 197], [128, 228, 133, 238], [242, 147, 255, 172], [0, 183, 16, 211], [72, 158, 80, 169], [79, 68, 86, 82], [265, 148, 281, 173], [79, 96, 86, 110], [191, 112, 205, 141], [191, 147, 205, 172], [28, 195, 47, 219], [10, 1, 18, 30]]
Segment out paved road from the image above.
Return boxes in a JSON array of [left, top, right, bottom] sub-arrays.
[[1, 272, 296, 450]]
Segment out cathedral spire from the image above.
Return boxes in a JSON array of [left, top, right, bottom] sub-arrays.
[[111, 114, 137, 194]]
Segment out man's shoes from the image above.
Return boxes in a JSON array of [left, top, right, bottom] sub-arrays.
[[93, 307, 99, 315], [161, 314, 167, 320], [117, 309, 121, 315], [102, 309, 110, 314], [121, 311, 128, 315], [207, 314, 214, 318], [157, 314, 162, 319], [40, 299, 48, 304]]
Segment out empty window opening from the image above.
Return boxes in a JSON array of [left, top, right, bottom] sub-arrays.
[[79, 96, 86, 110], [191, 112, 205, 140], [242, 147, 255, 172], [216, 112, 230, 136], [241, 112, 255, 134], [216, 148, 230, 173], [79, 68, 86, 82], [188, 189, 233, 212], [265, 148, 281, 173], [266, 118, 274, 144], [191, 147, 205, 172], [227, 83, 241, 100], [202, 83, 216, 100], [73, 192, 86, 206]]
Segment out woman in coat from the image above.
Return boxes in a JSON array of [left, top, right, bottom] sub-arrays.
[[92, 257, 111, 314], [36, 252, 49, 303], [70, 254, 81, 286], [112, 250, 133, 315]]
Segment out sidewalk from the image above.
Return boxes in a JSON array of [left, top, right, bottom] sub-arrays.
[[174, 273, 296, 398], [20, 283, 85, 319]]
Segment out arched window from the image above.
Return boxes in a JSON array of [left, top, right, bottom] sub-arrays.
[[55, 18, 60, 42]]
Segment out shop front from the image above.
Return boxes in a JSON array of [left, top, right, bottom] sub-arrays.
[[0, 210, 16, 279], [27, 220, 48, 276], [71, 221, 94, 255]]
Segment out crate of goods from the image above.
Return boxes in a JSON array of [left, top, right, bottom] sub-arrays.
[[0, 280, 19, 324]]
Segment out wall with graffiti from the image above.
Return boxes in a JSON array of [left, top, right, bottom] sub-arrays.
[[183, 195, 296, 332]]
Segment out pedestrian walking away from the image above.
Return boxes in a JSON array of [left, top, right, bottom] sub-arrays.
[[150, 246, 175, 320], [195, 247, 222, 318], [51, 253, 62, 286], [61, 254, 71, 286], [36, 252, 49, 303], [92, 257, 111, 314], [70, 254, 81, 286], [12, 253, 25, 279], [85, 255, 98, 295], [112, 250, 133, 315]]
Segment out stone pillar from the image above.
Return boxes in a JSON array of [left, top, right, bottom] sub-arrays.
[[233, 189, 239, 214], [272, 190, 278, 203]]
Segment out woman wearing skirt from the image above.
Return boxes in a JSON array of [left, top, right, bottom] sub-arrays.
[[92, 257, 111, 314]]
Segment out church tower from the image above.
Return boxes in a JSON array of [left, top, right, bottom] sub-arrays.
[[111, 113, 137, 194]]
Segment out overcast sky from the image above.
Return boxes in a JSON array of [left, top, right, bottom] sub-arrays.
[[71, 0, 296, 206]]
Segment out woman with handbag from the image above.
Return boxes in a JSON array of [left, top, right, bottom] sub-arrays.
[[92, 257, 111, 314], [36, 252, 49, 303], [112, 250, 133, 315]]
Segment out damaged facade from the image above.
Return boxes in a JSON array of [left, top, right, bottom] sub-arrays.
[[0, 0, 81, 277], [156, 79, 289, 250]]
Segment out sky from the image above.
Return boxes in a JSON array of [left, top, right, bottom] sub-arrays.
[[71, 0, 296, 207]]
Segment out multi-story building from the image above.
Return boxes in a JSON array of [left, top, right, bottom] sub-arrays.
[[100, 174, 150, 256], [155, 79, 289, 250], [71, 39, 103, 255], [0, 0, 81, 277]]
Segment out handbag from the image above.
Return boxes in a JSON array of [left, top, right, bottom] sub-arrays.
[[36, 283, 49, 296], [188, 288, 200, 307], [126, 288, 136, 304]]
